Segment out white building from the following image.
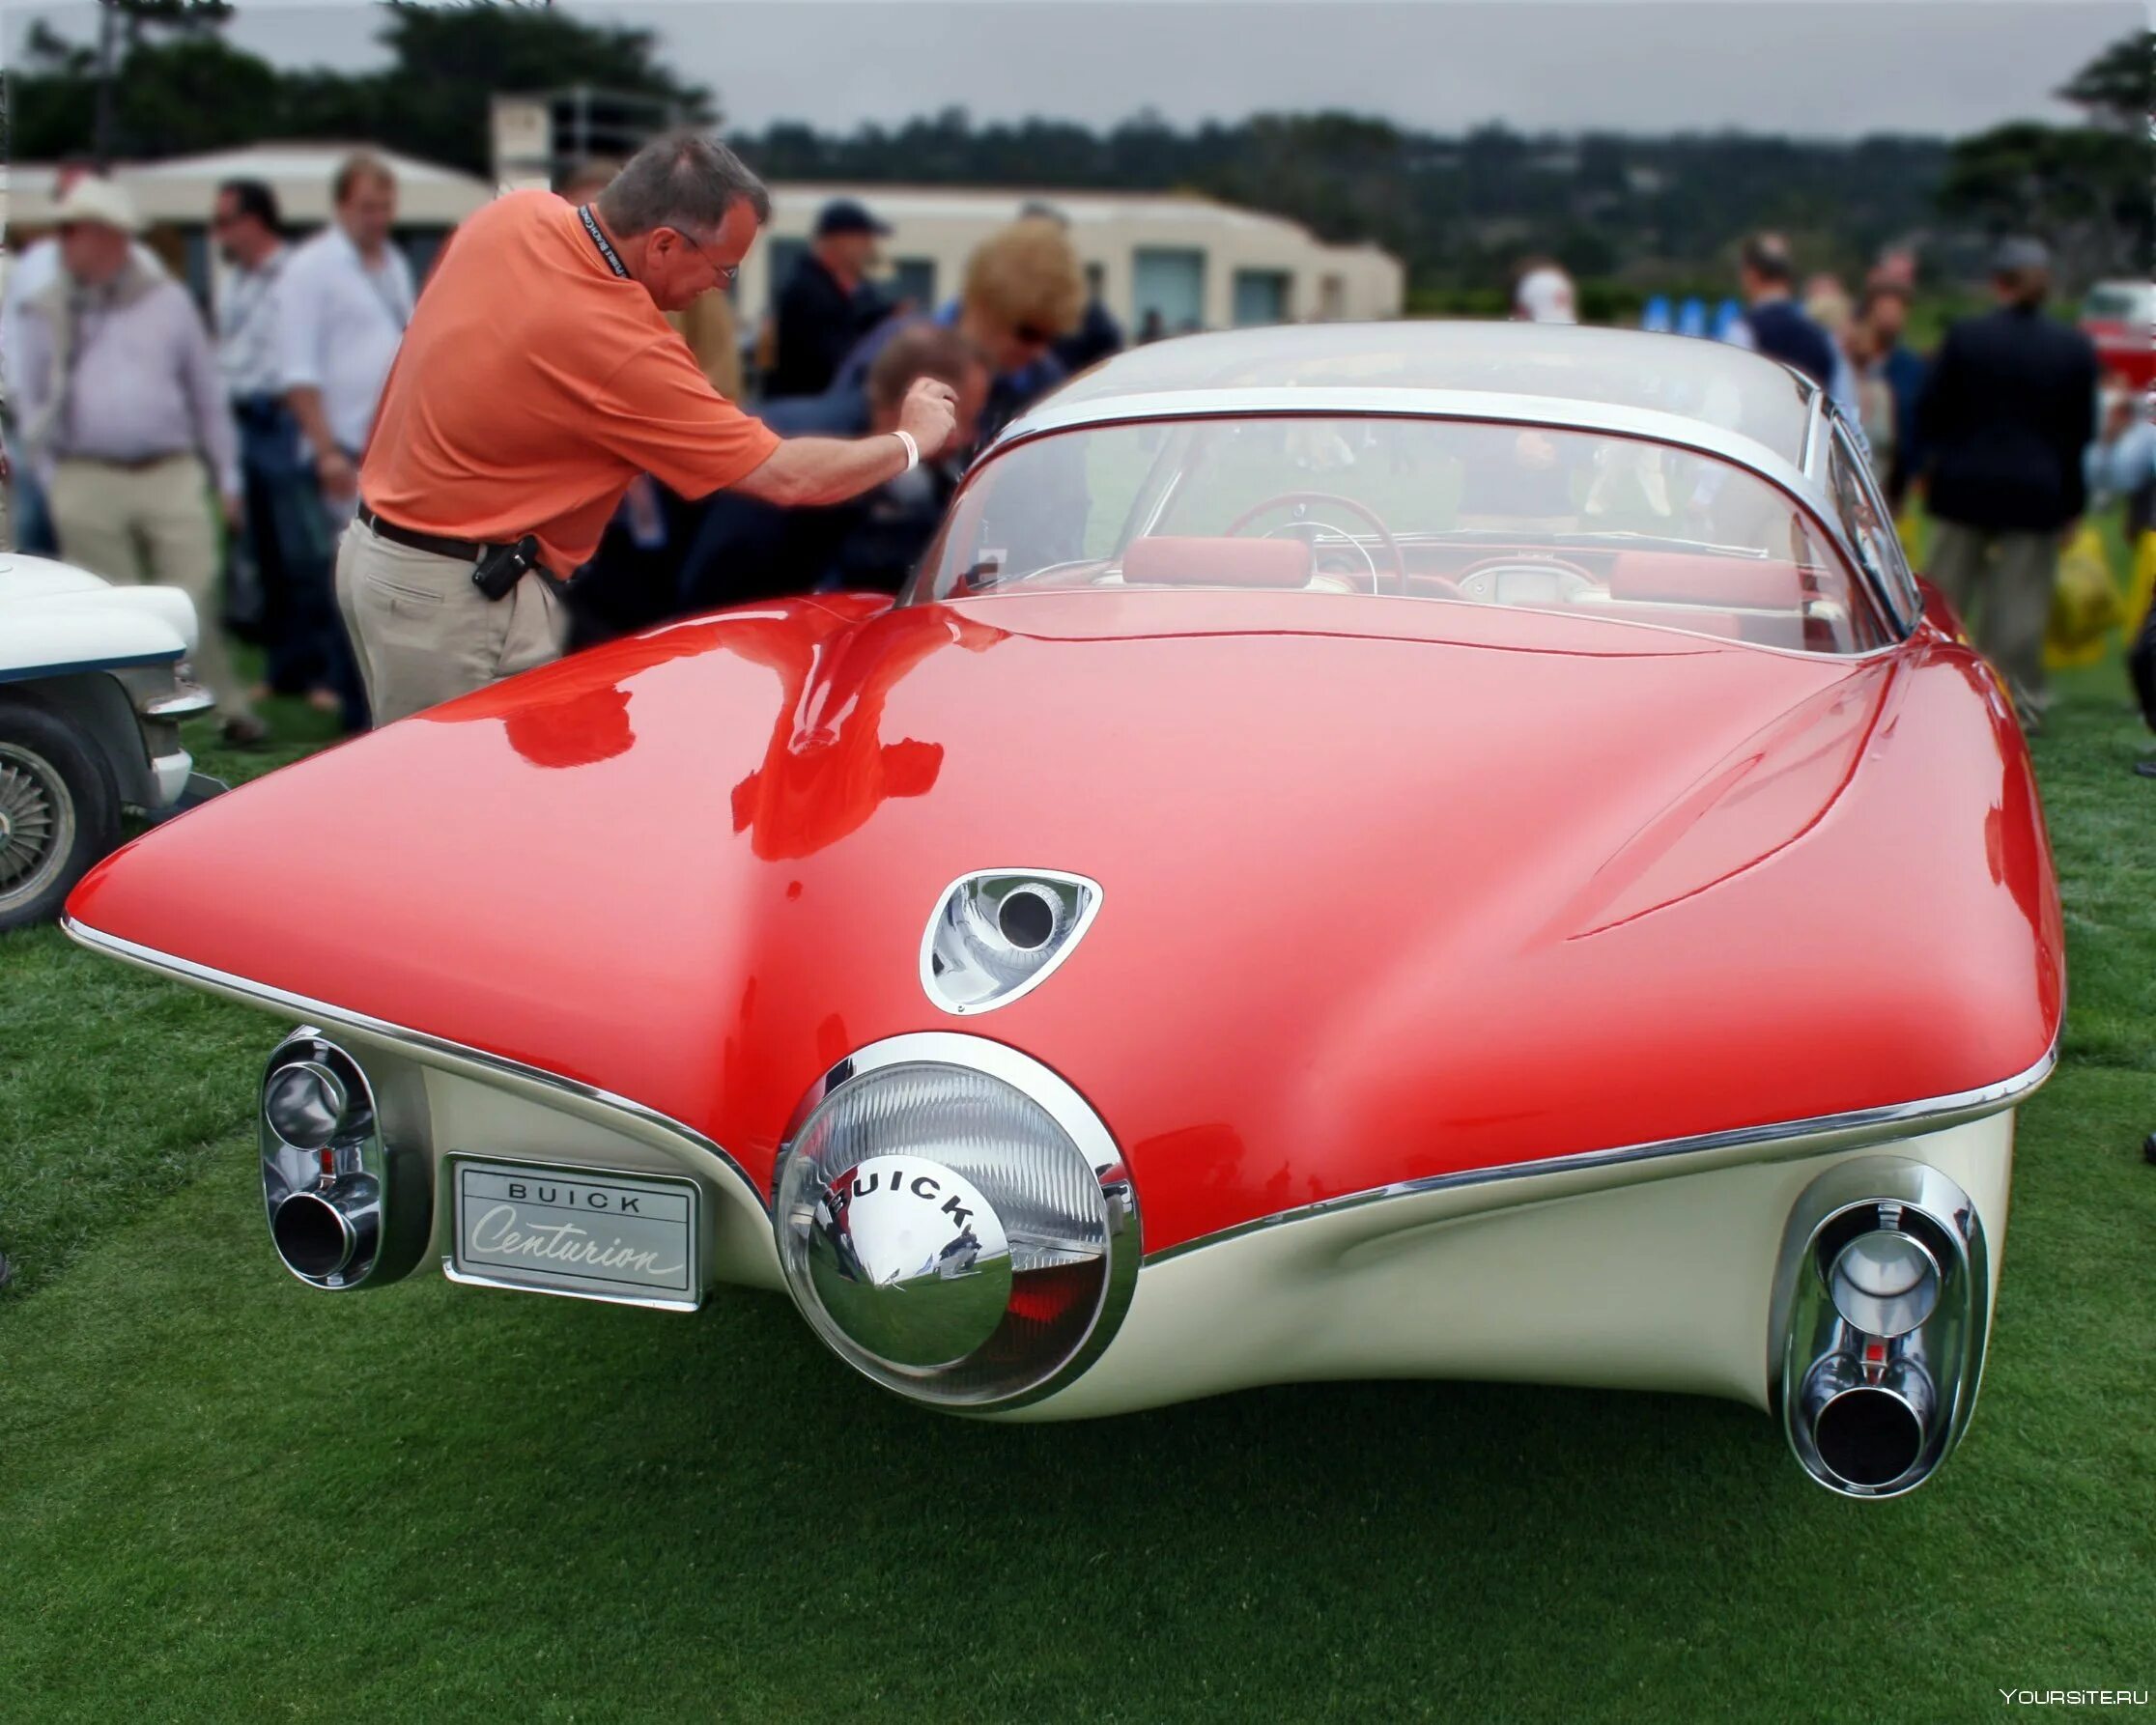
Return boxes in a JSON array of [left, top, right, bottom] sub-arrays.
[[6, 144, 495, 297], [7, 143, 1404, 337]]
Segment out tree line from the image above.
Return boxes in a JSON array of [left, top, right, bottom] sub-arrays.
[[9, 4, 2146, 295]]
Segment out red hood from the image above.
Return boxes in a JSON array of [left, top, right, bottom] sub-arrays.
[[69, 589, 2061, 1253]]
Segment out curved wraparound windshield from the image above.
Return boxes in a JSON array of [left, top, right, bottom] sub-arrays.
[[914, 415, 1889, 655]]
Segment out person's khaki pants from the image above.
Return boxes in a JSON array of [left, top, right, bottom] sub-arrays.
[[47, 455, 255, 722], [334, 517, 565, 724], [1927, 521, 2058, 720]]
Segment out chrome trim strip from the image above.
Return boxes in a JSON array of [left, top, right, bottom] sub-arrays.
[[1800, 376, 1832, 482], [774, 1031, 1140, 1414], [1143, 1041, 2057, 1264], [60, 917, 769, 1215]]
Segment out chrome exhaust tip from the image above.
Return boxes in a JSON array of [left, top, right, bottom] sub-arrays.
[[1772, 1158, 1990, 1499], [270, 1185, 378, 1282], [260, 1031, 428, 1291], [1800, 1354, 1935, 1492]]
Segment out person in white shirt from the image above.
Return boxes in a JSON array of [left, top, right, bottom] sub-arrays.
[[275, 153, 413, 529], [217, 176, 361, 726], [1, 160, 166, 554], [14, 178, 262, 741], [1511, 259, 1577, 325]]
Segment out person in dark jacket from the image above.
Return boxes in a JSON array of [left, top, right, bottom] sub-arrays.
[[1917, 238, 2099, 722], [1732, 235, 1839, 391], [766, 199, 893, 400], [1053, 295, 1124, 376], [677, 322, 987, 611]]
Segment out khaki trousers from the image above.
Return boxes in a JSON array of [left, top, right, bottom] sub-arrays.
[[334, 517, 565, 724], [1927, 521, 2058, 718], [47, 455, 254, 721]]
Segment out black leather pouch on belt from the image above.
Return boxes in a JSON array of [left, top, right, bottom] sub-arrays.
[[471, 535, 543, 602]]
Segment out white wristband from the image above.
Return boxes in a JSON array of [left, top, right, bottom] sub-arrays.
[[892, 429, 920, 472]]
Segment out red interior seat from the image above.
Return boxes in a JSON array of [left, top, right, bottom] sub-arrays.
[[1123, 536, 1313, 589], [1606, 551, 1803, 610]]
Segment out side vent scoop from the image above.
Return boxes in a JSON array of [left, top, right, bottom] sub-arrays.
[[921, 869, 1102, 1014]]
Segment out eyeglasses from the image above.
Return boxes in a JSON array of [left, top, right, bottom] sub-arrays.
[[676, 228, 738, 288]]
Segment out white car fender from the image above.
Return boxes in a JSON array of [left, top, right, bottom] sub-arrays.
[[0, 554, 200, 681]]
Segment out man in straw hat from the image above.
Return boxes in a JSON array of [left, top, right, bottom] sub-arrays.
[[14, 175, 263, 743]]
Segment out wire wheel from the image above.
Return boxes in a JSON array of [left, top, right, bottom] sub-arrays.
[[0, 740, 78, 918]]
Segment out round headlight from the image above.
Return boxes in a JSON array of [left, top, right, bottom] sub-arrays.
[[1828, 1229, 1941, 1339], [264, 1060, 352, 1148], [775, 1042, 1135, 1409]]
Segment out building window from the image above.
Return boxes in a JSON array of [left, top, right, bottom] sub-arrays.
[[1133, 247, 1206, 334], [1232, 269, 1291, 327]]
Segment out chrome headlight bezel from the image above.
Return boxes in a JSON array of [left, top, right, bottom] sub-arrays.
[[772, 1032, 1139, 1412]]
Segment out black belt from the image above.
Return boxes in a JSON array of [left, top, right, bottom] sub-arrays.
[[357, 503, 496, 564]]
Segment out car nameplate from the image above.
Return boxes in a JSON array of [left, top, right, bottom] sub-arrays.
[[444, 1156, 700, 1311]]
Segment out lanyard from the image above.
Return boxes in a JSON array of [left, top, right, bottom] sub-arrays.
[[580, 206, 629, 279]]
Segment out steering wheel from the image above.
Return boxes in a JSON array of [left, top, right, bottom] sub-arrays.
[[1224, 492, 1410, 595]]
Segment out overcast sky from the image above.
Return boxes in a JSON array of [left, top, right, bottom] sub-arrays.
[[7, 1, 2137, 140]]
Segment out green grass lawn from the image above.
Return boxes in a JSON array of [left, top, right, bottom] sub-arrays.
[[2, 629, 2152, 1722]]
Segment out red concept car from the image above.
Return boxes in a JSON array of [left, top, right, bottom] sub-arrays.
[[65, 324, 2062, 1498]]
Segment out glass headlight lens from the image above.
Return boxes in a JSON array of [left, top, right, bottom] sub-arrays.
[[775, 1055, 1130, 1407], [1828, 1229, 1942, 1339]]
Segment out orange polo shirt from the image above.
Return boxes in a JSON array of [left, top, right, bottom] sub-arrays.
[[360, 190, 781, 572]]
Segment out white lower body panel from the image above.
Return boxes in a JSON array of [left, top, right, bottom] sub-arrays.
[[1010, 1114, 2013, 1421]]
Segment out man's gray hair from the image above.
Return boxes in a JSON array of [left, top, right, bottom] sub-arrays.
[[596, 129, 771, 239]]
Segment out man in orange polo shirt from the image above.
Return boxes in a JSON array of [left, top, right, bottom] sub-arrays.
[[338, 130, 958, 723]]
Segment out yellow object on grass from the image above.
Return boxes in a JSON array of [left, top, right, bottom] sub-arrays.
[[1895, 507, 1924, 569], [2045, 523, 2123, 668], [2128, 528, 2156, 636]]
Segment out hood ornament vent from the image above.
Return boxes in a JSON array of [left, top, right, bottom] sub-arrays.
[[920, 869, 1103, 1015]]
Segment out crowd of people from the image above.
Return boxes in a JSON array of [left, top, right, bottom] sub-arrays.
[[3, 137, 2150, 764], [0, 138, 1095, 736], [1515, 234, 2151, 750]]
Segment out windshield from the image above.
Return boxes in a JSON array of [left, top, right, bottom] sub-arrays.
[[915, 415, 1890, 654]]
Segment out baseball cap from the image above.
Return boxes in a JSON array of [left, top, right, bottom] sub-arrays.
[[51, 176, 143, 236], [815, 198, 891, 238]]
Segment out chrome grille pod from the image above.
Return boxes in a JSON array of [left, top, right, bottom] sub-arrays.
[[259, 1030, 428, 1290], [1772, 1159, 1988, 1498], [920, 869, 1102, 1014], [773, 1032, 1139, 1410]]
